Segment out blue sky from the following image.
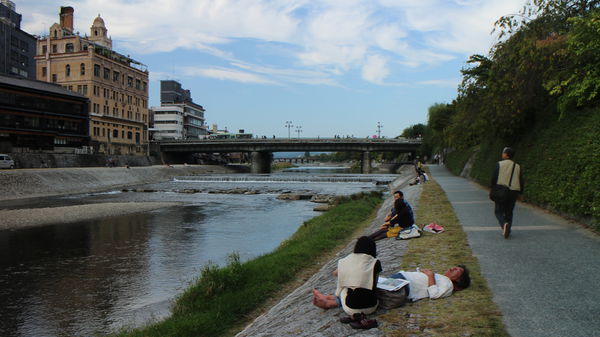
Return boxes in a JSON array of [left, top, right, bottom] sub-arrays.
[[18, 0, 525, 138]]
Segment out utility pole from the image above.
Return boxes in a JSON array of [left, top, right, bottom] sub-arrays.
[[285, 121, 293, 139], [295, 125, 302, 139], [376, 122, 383, 138]]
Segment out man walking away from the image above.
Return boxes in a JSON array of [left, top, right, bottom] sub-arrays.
[[491, 147, 524, 239]]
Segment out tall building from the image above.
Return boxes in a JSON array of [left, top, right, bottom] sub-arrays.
[[150, 80, 206, 140], [35, 7, 149, 155], [0, 0, 36, 79]]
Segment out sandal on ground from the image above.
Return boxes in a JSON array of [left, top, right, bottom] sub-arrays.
[[340, 313, 364, 324], [349, 318, 378, 329]]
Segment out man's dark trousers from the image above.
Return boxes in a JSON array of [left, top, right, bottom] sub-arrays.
[[494, 191, 518, 230]]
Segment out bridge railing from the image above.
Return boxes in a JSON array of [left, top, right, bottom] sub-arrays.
[[155, 137, 422, 144]]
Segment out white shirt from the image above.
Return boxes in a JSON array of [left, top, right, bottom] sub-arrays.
[[400, 271, 453, 301]]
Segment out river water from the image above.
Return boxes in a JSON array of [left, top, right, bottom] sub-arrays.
[[0, 167, 396, 337]]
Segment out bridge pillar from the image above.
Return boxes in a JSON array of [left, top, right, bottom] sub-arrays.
[[251, 151, 271, 173], [361, 151, 372, 174]]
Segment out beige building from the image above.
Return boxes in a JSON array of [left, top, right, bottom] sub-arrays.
[[35, 6, 149, 155]]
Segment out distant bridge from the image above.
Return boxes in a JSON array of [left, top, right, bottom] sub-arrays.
[[156, 138, 422, 173]]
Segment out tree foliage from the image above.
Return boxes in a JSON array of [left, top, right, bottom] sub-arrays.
[[423, 0, 600, 153]]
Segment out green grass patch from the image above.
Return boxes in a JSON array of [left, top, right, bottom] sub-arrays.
[[379, 177, 508, 337], [113, 191, 383, 337]]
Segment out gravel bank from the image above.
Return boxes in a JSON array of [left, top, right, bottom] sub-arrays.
[[0, 165, 238, 201], [236, 171, 421, 337], [0, 202, 181, 231]]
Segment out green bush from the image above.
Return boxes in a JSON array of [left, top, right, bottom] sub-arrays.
[[450, 109, 600, 225], [445, 148, 477, 176]]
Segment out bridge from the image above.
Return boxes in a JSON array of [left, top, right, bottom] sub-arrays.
[[156, 138, 422, 173]]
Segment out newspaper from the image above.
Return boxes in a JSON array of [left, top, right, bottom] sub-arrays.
[[377, 276, 410, 291]]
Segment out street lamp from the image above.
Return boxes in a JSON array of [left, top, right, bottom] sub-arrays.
[[376, 121, 383, 138], [285, 121, 293, 139], [295, 125, 302, 139]]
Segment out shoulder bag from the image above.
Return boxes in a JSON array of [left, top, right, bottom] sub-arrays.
[[489, 162, 515, 203]]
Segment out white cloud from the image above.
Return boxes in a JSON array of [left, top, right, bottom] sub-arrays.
[[417, 79, 461, 88], [179, 66, 278, 85], [18, 0, 525, 86], [362, 55, 389, 84]]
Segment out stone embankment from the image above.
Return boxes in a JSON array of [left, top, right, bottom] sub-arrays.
[[236, 171, 420, 337], [0, 165, 239, 201]]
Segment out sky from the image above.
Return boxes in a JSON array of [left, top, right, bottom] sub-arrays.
[[17, 0, 525, 138]]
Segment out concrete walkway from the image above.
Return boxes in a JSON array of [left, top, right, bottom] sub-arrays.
[[428, 164, 600, 337]]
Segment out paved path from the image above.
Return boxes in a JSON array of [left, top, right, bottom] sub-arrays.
[[428, 164, 600, 337]]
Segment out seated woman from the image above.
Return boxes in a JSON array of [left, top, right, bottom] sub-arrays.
[[312, 236, 381, 329], [368, 193, 414, 241]]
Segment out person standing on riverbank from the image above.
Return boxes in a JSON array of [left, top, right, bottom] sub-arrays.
[[490, 147, 524, 239]]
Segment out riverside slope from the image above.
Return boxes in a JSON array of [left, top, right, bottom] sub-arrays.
[[236, 170, 421, 337]]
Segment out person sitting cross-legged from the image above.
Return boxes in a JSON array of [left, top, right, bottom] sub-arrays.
[[368, 191, 414, 241]]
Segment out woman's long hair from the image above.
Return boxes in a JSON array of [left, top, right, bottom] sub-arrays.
[[354, 236, 377, 258]]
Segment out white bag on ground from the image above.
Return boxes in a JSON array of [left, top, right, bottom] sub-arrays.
[[396, 224, 421, 240]]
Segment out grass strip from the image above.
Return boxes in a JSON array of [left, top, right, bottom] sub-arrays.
[[379, 178, 509, 337], [114, 191, 383, 337]]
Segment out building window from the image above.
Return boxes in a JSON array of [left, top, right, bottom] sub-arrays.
[[52, 74, 57, 82], [20, 40, 29, 53], [127, 131, 132, 139], [113, 129, 118, 138], [83, 85, 87, 95], [42, 67, 47, 77], [143, 81, 147, 92], [65, 64, 71, 77], [80, 63, 85, 75], [65, 43, 74, 53], [135, 79, 141, 90], [127, 76, 133, 88], [94, 64, 101, 77], [104, 68, 110, 80], [52, 44, 57, 53], [83, 44, 88, 51], [42, 45, 47, 54], [113, 71, 119, 82]]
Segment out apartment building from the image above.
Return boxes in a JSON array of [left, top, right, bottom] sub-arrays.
[[0, 0, 36, 79], [35, 7, 149, 155], [150, 80, 206, 140]]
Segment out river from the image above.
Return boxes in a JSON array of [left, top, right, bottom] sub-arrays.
[[0, 167, 397, 337]]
